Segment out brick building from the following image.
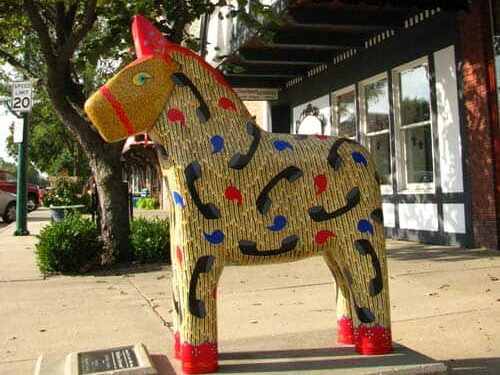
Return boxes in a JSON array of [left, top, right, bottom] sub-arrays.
[[205, 0, 500, 249]]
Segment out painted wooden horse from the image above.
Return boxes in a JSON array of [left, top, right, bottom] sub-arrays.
[[85, 15, 392, 374]]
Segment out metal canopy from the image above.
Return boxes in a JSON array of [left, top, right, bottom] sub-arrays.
[[221, 0, 469, 89]]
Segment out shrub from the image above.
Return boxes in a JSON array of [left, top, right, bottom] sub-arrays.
[[130, 217, 170, 263], [43, 178, 88, 209], [36, 214, 102, 274], [136, 197, 160, 210]]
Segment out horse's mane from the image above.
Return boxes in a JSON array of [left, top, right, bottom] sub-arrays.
[[132, 15, 232, 91]]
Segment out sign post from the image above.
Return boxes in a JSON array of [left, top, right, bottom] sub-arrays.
[[11, 81, 32, 236]]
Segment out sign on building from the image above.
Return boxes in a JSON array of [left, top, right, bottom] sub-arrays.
[[234, 88, 278, 101], [11, 81, 33, 113]]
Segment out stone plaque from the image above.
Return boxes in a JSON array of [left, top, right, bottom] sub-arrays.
[[65, 343, 156, 375], [78, 346, 138, 374]]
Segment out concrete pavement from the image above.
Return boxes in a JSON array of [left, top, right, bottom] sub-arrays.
[[0, 208, 499, 374]]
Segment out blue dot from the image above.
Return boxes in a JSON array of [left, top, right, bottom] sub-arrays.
[[273, 140, 294, 152], [352, 152, 368, 166], [210, 135, 224, 154], [357, 219, 374, 235], [172, 191, 185, 209], [204, 230, 225, 245], [266, 215, 287, 232]]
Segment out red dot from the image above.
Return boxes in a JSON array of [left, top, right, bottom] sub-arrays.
[[315, 135, 329, 140], [314, 174, 328, 195], [167, 108, 186, 125], [224, 185, 243, 205], [212, 287, 217, 299], [315, 230, 335, 244], [176, 245, 183, 264], [218, 97, 236, 111]]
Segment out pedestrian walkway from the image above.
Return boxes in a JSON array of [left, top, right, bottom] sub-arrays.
[[1, 208, 499, 374]]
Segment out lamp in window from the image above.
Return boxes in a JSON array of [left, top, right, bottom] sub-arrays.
[[295, 103, 327, 135]]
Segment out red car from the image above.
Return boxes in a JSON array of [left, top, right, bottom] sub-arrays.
[[0, 169, 43, 210]]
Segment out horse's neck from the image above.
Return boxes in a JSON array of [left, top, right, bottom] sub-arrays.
[[151, 50, 259, 162], [150, 78, 255, 164]]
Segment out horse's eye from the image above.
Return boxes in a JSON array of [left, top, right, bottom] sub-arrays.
[[133, 72, 152, 86]]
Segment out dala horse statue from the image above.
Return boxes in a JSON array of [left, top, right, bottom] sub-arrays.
[[85, 15, 392, 374]]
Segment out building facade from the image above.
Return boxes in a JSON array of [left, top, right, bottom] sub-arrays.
[[211, 0, 500, 249]]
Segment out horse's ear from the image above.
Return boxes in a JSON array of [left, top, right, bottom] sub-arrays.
[[132, 15, 171, 61]]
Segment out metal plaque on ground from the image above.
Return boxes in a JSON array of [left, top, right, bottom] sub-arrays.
[[66, 343, 156, 375]]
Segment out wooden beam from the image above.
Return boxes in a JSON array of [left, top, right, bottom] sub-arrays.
[[272, 29, 363, 49], [224, 64, 308, 76], [287, 8, 406, 29], [239, 47, 334, 64], [224, 75, 288, 88]]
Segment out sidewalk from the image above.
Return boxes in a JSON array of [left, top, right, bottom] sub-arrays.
[[0, 208, 499, 374]]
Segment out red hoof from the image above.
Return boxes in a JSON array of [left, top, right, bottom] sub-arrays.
[[337, 316, 355, 345], [181, 341, 218, 374], [174, 331, 181, 360], [354, 325, 392, 355]]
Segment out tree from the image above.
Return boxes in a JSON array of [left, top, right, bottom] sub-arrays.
[[0, 0, 223, 263], [0, 0, 278, 263], [6, 90, 91, 179]]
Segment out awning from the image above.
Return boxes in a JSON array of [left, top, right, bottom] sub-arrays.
[[221, 0, 470, 89]]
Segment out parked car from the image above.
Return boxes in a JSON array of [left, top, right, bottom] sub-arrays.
[[0, 169, 43, 210], [0, 190, 16, 223]]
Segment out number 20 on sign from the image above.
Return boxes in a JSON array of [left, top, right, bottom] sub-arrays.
[[11, 81, 33, 113]]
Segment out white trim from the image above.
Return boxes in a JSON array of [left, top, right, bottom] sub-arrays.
[[443, 204, 466, 234], [382, 203, 395, 228], [434, 45, 464, 193], [366, 129, 390, 137], [392, 56, 435, 193], [394, 56, 429, 74], [400, 120, 432, 130], [331, 85, 357, 139], [399, 203, 439, 231], [359, 73, 392, 192]]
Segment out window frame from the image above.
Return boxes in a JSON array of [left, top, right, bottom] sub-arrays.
[[392, 56, 435, 193], [359, 72, 392, 194], [331, 85, 357, 140]]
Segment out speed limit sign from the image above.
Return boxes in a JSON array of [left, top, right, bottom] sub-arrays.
[[11, 81, 33, 113]]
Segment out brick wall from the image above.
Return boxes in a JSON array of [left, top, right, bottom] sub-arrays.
[[459, 0, 500, 249]]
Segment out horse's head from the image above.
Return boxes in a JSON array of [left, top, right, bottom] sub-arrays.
[[84, 16, 180, 142]]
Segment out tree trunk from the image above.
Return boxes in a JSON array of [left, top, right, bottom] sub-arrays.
[[20, 0, 130, 265], [46, 82, 131, 265], [89, 145, 131, 264]]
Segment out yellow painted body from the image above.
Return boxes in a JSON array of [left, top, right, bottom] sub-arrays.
[[84, 15, 392, 373]]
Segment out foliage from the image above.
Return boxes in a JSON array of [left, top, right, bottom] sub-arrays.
[[35, 213, 101, 274], [0, 157, 15, 173], [6, 92, 90, 179], [401, 98, 431, 126], [0, 156, 48, 187], [36, 215, 170, 273], [136, 197, 160, 210], [130, 217, 170, 263], [0, 0, 280, 264], [42, 178, 87, 207]]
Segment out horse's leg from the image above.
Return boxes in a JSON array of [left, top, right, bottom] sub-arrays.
[[323, 252, 354, 345], [334, 232, 392, 355], [171, 261, 182, 359], [169, 204, 183, 359], [177, 249, 223, 374]]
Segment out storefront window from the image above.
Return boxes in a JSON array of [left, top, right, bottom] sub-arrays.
[[361, 75, 391, 187], [333, 87, 356, 138], [394, 59, 434, 189]]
